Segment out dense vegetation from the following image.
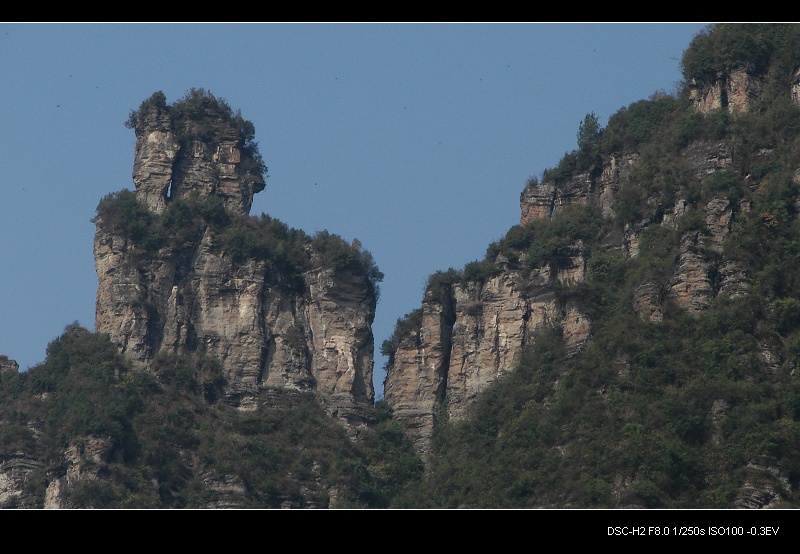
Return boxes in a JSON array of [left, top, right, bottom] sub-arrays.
[[391, 247, 800, 508], [94, 188, 382, 298], [401, 24, 800, 308], [0, 325, 421, 508], [381, 23, 800, 508], [681, 24, 800, 84], [98, 88, 384, 297], [6, 24, 800, 509]]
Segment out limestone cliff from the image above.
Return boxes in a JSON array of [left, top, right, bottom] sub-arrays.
[[384, 28, 800, 476], [687, 67, 763, 115], [384, 240, 592, 461], [6, 25, 800, 509], [94, 90, 380, 431], [0, 357, 18, 375], [385, 138, 769, 461]]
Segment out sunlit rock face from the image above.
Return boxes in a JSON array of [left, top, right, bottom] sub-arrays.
[[688, 67, 763, 115], [95, 95, 376, 434], [131, 100, 265, 216], [385, 265, 591, 462], [386, 132, 770, 459]]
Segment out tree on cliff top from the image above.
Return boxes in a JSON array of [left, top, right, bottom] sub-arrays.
[[125, 88, 268, 180]]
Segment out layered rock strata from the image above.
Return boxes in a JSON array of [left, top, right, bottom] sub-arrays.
[[94, 96, 377, 431], [688, 67, 763, 115], [0, 358, 18, 374], [384, 268, 591, 462], [386, 136, 762, 459], [132, 98, 265, 216]]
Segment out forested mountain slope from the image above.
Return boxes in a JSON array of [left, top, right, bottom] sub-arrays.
[[3, 24, 800, 509]]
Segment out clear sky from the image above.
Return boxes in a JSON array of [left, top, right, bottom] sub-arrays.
[[0, 22, 709, 398]]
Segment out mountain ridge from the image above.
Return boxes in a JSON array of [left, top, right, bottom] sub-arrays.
[[3, 23, 800, 508]]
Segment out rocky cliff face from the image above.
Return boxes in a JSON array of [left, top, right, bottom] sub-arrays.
[[94, 92, 378, 431], [688, 67, 763, 115], [385, 139, 766, 460], [384, 251, 592, 461], [382, 271, 587, 461], [130, 95, 265, 216], [688, 60, 800, 117], [520, 152, 639, 225], [383, 68, 800, 463], [0, 452, 41, 509]]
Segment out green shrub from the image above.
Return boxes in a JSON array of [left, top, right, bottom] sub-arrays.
[[462, 259, 499, 284], [216, 213, 310, 289], [284, 319, 307, 354], [65, 479, 120, 508], [381, 309, 424, 360], [426, 268, 460, 304], [150, 351, 226, 402], [93, 189, 159, 247], [125, 90, 167, 129], [542, 151, 578, 184], [681, 24, 792, 83], [524, 203, 601, 269], [702, 168, 740, 200], [311, 231, 384, 296], [772, 297, 800, 334], [576, 111, 603, 171], [94, 189, 232, 255], [601, 94, 682, 153]]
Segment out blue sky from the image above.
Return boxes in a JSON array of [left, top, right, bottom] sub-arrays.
[[0, 22, 709, 398]]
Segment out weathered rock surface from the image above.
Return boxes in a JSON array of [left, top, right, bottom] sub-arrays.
[[688, 67, 763, 115], [40, 435, 116, 509], [94, 95, 377, 432], [632, 282, 664, 322], [520, 152, 639, 226], [385, 91, 797, 506], [0, 358, 18, 374], [735, 457, 792, 509], [385, 266, 590, 461], [0, 452, 41, 508], [132, 98, 265, 216], [386, 137, 764, 459]]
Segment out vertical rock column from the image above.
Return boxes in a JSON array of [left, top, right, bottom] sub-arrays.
[[305, 267, 378, 429], [131, 105, 179, 215], [384, 288, 455, 461]]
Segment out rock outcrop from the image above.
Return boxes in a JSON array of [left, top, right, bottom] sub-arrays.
[[41, 435, 116, 509], [384, 266, 591, 462], [131, 92, 265, 216], [7, 26, 800, 509], [688, 67, 763, 115], [386, 139, 766, 459], [0, 452, 41, 508], [520, 152, 639, 226], [0, 357, 18, 374], [94, 91, 378, 432]]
